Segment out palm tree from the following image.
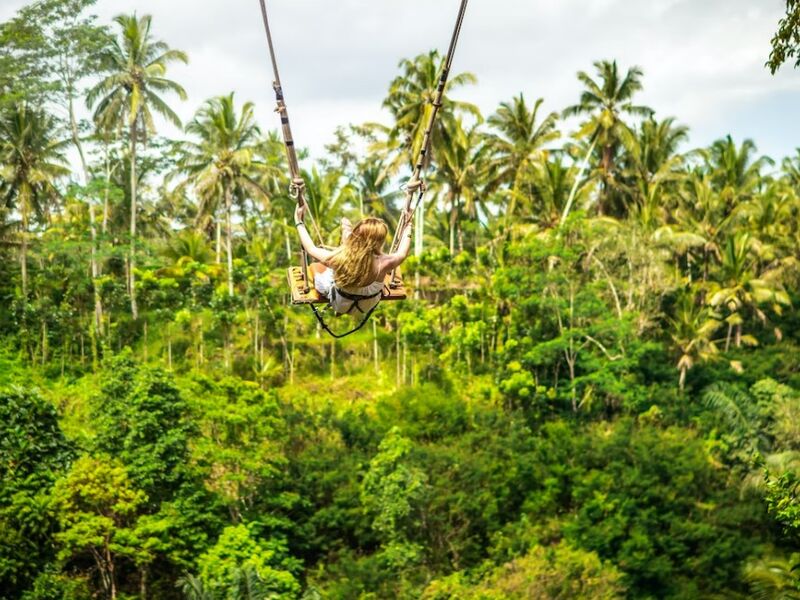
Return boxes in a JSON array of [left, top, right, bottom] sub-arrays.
[[564, 60, 653, 216], [178, 93, 272, 296], [484, 94, 560, 220], [301, 165, 356, 244], [735, 181, 796, 249], [783, 149, 800, 187], [744, 554, 800, 600], [705, 135, 773, 207], [87, 13, 187, 319], [353, 156, 402, 223], [708, 233, 790, 350], [629, 117, 688, 189], [162, 229, 214, 265], [433, 121, 488, 255], [528, 154, 589, 228], [702, 382, 761, 452], [626, 117, 688, 229], [668, 290, 720, 391], [379, 50, 480, 177], [0, 102, 68, 299], [659, 173, 733, 282], [179, 574, 217, 600]]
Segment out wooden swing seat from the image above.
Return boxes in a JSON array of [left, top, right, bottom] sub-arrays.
[[287, 267, 407, 305]]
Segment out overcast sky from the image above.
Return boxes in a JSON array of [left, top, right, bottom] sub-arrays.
[[1, 0, 799, 162]]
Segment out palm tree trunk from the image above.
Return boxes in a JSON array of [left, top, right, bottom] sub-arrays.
[[602, 144, 613, 174], [41, 319, 47, 365], [69, 96, 105, 341], [103, 141, 111, 235], [139, 566, 148, 600], [561, 137, 598, 226], [67, 117, 104, 341], [167, 323, 172, 369], [225, 184, 234, 296], [373, 319, 380, 375], [402, 338, 408, 386], [449, 193, 459, 256], [396, 320, 401, 388], [20, 205, 28, 299], [89, 204, 103, 337], [414, 203, 424, 298], [215, 219, 222, 264], [129, 122, 139, 320], [253, 309, 260, 375], [283, 218, 292, 262], [599, 144, 614, 216]]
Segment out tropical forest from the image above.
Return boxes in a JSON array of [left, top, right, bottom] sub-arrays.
[[2, 0, 800, 598]]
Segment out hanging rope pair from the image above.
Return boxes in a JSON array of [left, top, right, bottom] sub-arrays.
[[258, 0, 470, 338]]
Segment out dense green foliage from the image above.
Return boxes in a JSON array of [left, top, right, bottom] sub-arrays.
[[1, 1, 800, 598], [769, 0, 800, 73]]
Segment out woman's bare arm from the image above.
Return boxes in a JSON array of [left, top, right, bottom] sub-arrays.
[[380, 212, 413, 272], [295, 205, 335, 264]]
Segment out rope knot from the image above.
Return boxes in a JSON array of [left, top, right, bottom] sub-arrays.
[[290, 178, 306, 198], [406, 178, 423, 191]]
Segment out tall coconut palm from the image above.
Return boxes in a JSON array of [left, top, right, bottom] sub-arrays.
[[783, 149, 800, 187], [162, 229, 214, 266], [528, 154, 589, 228], [662, 173, 734, 281], [564, 60, 653, 216], [86, 13, 187, 319], [301, 165, 356, 244], [735, 181, 796, 249], [380, 50, 480, 177], [744, 554, 800, 600], [626, 117, 689, 228], [630, 117, 688, 183], [0, 102, 69, 299], [179, 93, 273, 296], [705, 136, 773, 207], [708, 233, 790, 350], [353, 156, 402, 223], [433, 121, 488, 255], [484, 94, 560, 219], [668, 290, 720, 391]]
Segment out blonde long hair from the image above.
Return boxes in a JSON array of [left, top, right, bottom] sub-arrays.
[[329, 217, 388, 289]]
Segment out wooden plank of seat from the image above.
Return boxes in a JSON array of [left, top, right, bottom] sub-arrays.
[[287, 266, 407, 305]]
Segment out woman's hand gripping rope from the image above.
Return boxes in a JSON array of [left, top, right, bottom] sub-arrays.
[[294, 203, 306, 227]]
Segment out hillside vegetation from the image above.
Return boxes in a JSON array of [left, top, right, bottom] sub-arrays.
[[1, 1, 800, 598]]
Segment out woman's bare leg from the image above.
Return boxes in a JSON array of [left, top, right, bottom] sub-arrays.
[[310, 262, 331, 300], [310, 262, 328, 275]]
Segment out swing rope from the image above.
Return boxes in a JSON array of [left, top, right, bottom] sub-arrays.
[[258, 0, 325, 288], [388, 0, 470, 286]]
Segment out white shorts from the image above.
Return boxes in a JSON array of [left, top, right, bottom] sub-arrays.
[[314, 269, 384, 315], [314, 268, 336, 298]]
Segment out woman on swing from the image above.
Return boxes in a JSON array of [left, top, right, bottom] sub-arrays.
[[294, 204, 414, 315]]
